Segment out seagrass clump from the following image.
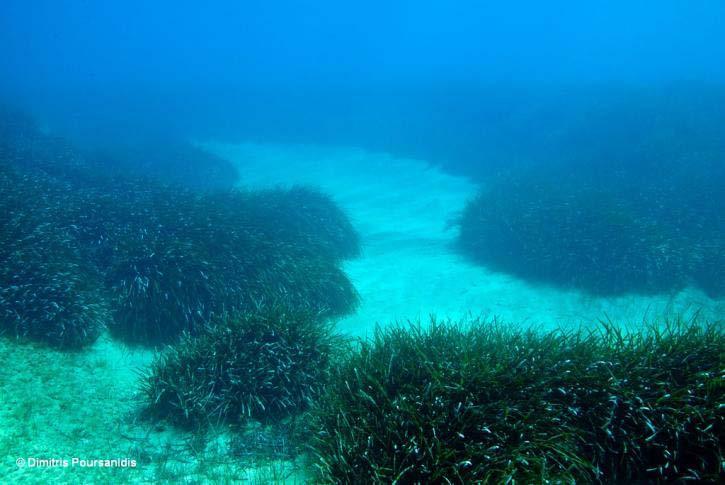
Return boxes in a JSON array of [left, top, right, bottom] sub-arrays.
[[308, 317, 723, 483], [142, 305, 340, 427], [457, 152, 725, 297], [457, 176, 695, 295]]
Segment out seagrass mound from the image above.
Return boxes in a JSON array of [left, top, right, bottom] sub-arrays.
[[142, 305, 341, 428], [457, 172, 723, 297], [99, 181, 360, 344], [307, 316, 723, 483], [0, 112, 361, 347]]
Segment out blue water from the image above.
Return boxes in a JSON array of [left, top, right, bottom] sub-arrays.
[[1, 1, 723, 482]]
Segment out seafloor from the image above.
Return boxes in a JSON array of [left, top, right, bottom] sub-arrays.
[[3, 143, 722, 483]]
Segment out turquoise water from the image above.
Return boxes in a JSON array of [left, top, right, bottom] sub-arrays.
[[1, 1, 724, 483]]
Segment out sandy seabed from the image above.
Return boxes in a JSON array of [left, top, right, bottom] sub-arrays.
[[209, 141, 724, 335], [2, 142, 722, 483]]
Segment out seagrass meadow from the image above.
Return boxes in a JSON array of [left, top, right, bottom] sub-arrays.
[[2, 2, 725, 480], [456, 162, 725, 298], [0, 110, 364, 482], [1, 107, 723, 483], [307, 317, 724, 483], [0, 111, 360, 347]]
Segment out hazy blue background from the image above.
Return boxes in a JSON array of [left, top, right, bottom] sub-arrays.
[[1, 0, 724, 176]]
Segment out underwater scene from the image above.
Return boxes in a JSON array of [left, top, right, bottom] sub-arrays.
[[0, 1, 723, 483]]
